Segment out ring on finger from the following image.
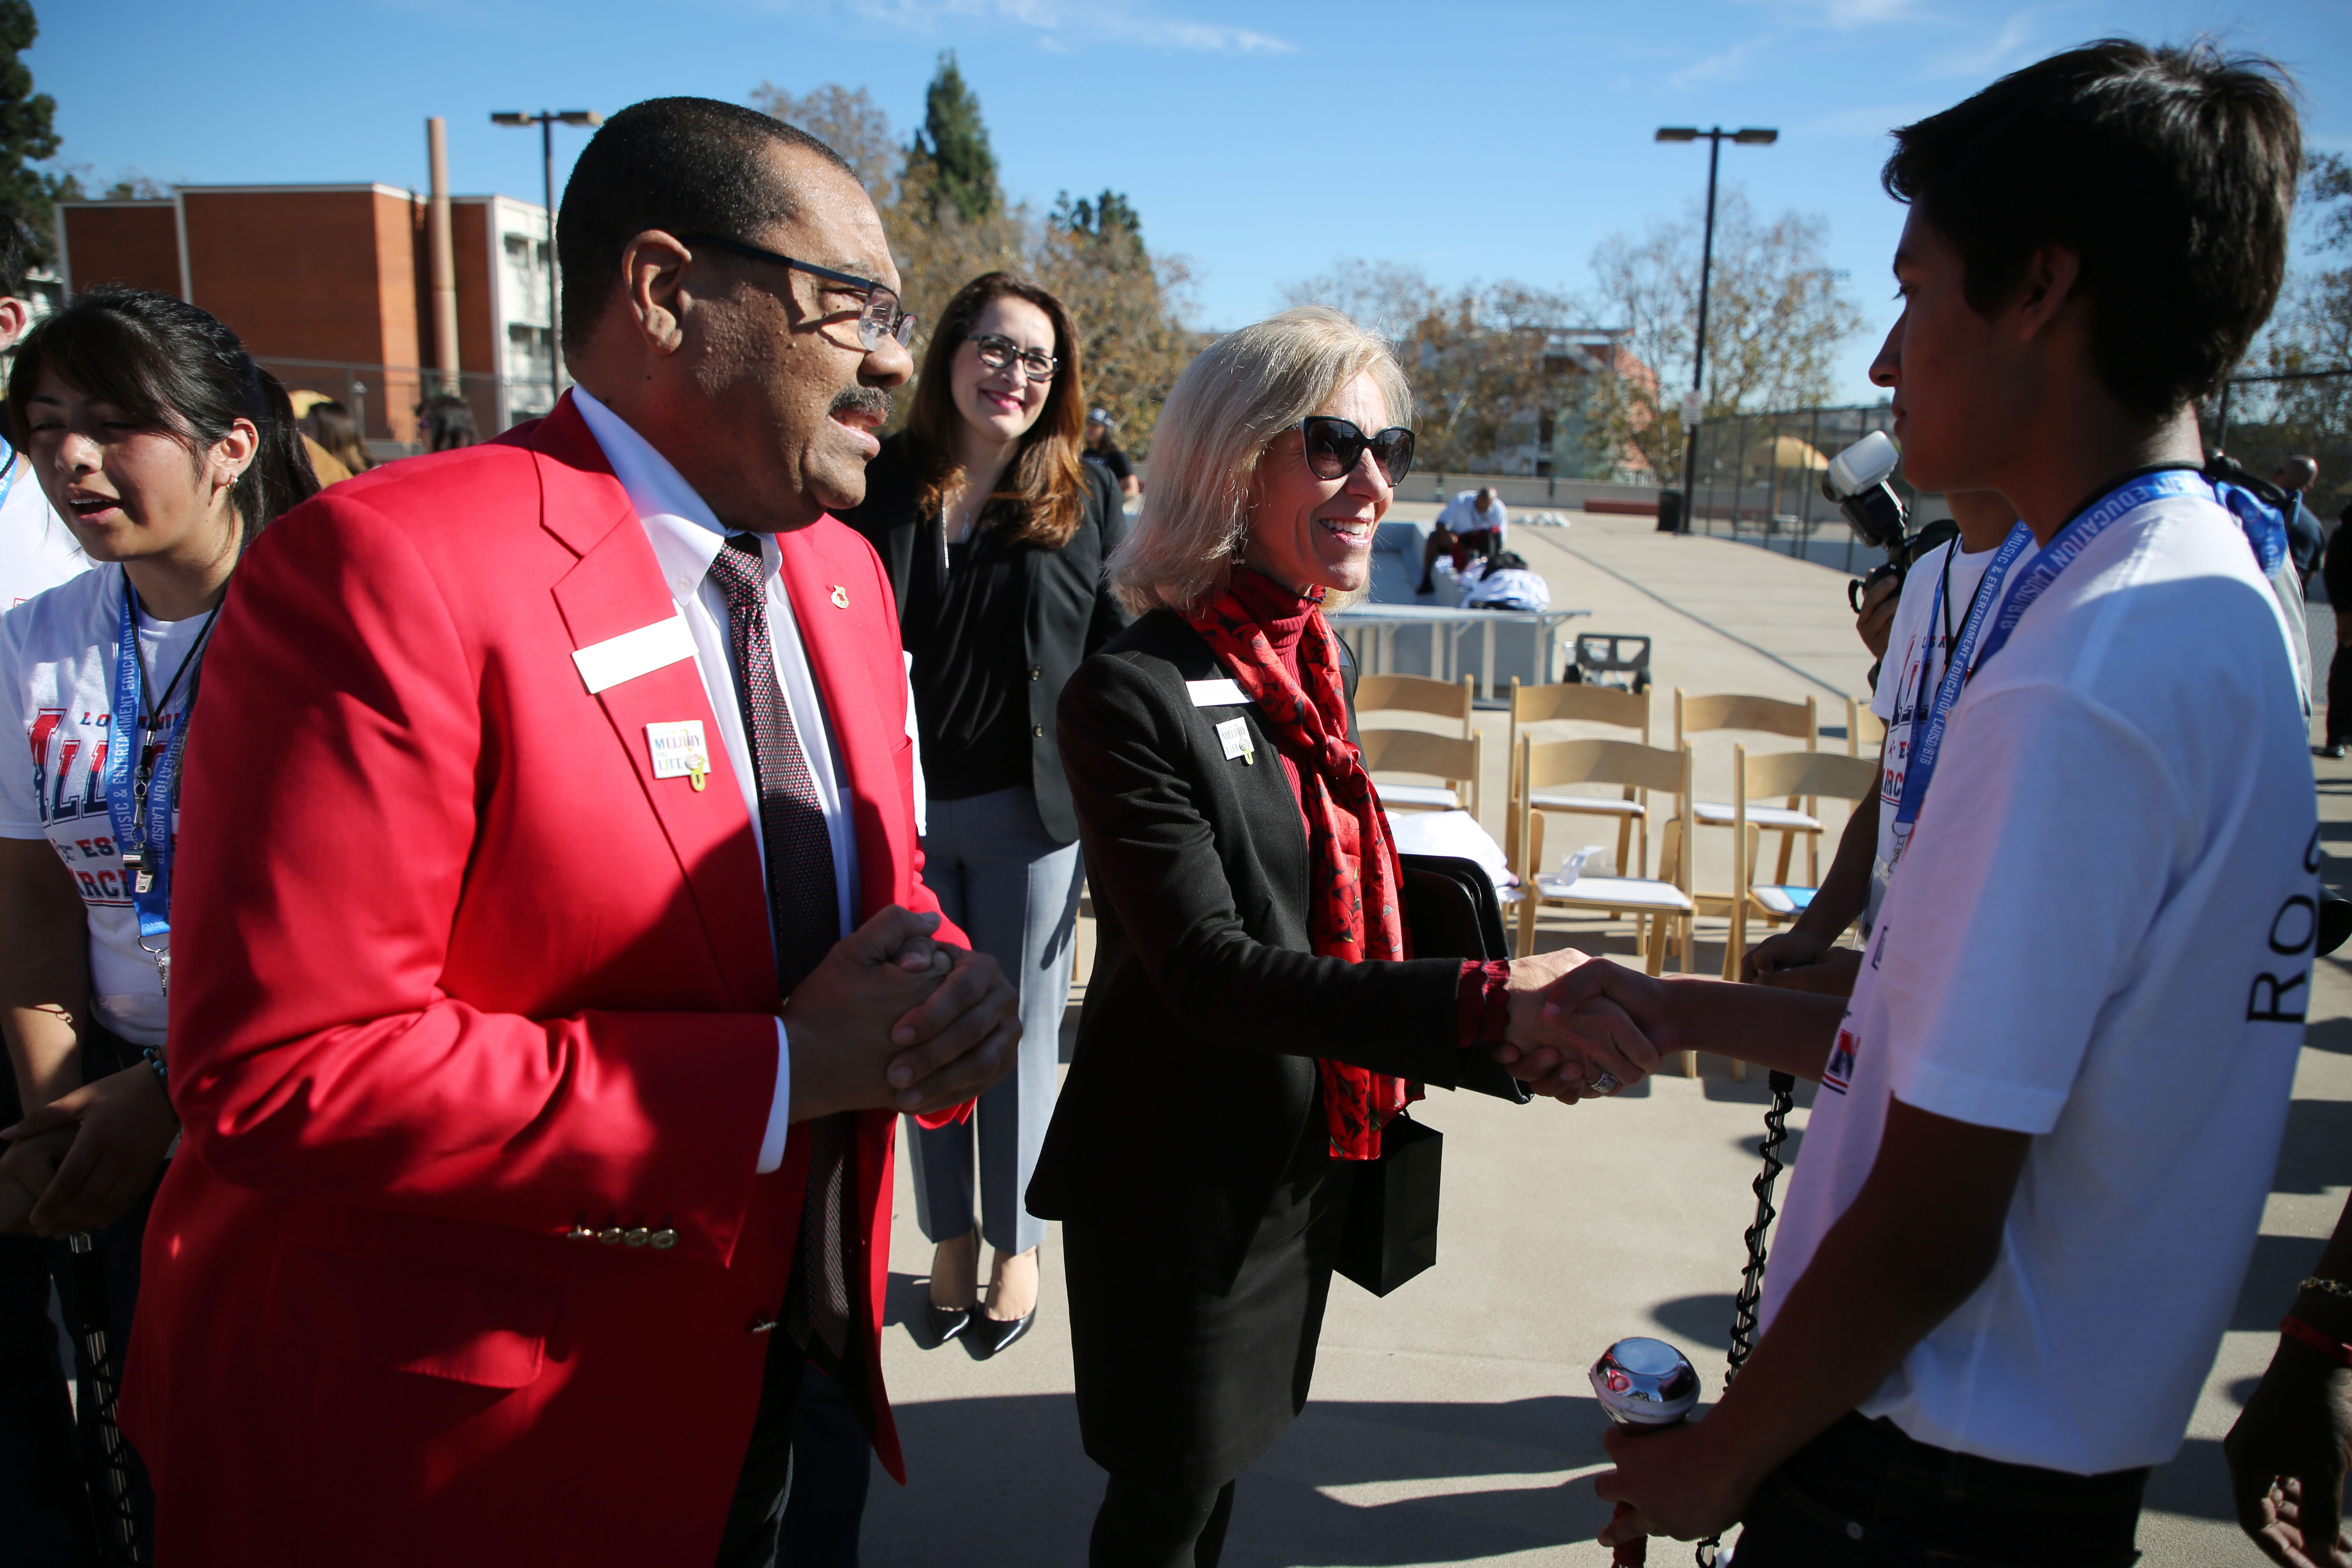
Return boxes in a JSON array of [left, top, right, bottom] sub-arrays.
[[1588, 1069, 1623, 1096]]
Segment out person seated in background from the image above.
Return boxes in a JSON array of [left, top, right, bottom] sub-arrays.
[[1031, 307, 1645, 1568], [1518, 41, 2316, 1566], [1459, 549, 1550, 611], [1415, 484, 1506, 592], [1742, 490, 2020, 997], [1082, 406, 1139, 500]]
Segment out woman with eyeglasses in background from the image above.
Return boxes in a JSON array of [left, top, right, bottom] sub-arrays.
[[1029, 309, 1648, 1565], [842, 271, 1127, 1360]]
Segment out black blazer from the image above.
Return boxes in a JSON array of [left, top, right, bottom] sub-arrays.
[[1027, 608, 1475, 1295], [841, 433, 1130, 842]]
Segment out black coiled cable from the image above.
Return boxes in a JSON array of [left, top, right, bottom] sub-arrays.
[[1695, 1069, 1797, 1568]]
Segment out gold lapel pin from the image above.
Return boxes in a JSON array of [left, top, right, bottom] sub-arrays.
[[829, 584, 850, 609]]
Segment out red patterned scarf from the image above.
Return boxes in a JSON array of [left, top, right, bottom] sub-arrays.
[[1187, 584, 1420, 1160]]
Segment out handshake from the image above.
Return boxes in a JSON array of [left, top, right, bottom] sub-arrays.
[[782, 906, 1023, 1123], [1490, 948, 1670, 1104]]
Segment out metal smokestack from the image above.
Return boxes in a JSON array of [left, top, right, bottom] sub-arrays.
[[426, 117, 460, 396]]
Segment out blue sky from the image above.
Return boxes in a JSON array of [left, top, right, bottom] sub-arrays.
[[31, 0, 2352, 403]]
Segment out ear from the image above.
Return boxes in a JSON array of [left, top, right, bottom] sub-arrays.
[[618, 231, 695, 356], [0, 296, 30, 353], [2008, 243, 2083, 344], [212, 417, 260, 495]]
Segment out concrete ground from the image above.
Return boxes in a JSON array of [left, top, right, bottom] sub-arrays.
[[862, 512, 2350, 1566]]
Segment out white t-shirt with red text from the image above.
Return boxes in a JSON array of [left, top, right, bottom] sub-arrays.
[[0, 564, 205, 1047]]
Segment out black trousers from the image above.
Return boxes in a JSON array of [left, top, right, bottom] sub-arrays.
[[715, 1330, 808, 1568], [1090, 1476, 1237, 1568], [0, 1230, 93, 1567], [1733, 1412, 2149, 1567], [2328, 641, 2352, 746]]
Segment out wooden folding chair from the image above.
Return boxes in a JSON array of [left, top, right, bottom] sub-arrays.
[[1362, 728, 1482, 818], [1672, 690, 1827, 891], [1355, 674, 1476, 810], [1515, 740, 1695, 1013], [1728, 745, 1880, 984], [1504, 678, 1652, 879]]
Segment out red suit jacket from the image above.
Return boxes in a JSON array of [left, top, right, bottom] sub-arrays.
[[126, 396, 961, 1565]]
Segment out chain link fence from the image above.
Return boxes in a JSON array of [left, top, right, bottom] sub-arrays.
[[1684, 402, 1916, 573], [254, 358, 557, 457]]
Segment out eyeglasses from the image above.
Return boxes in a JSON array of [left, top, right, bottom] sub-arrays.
[[1298, 415, 1415, 486], [967, 333, 1059, 383], [679, 233, 918, 351]]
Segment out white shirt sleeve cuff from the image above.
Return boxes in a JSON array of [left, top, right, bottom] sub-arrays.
[[756, 1017, 791, 1174]]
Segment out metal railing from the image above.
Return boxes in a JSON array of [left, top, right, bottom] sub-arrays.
[[254, 357, 559, 454]]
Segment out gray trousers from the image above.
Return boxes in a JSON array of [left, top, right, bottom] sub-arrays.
[[908, 785, 1081, 1256]]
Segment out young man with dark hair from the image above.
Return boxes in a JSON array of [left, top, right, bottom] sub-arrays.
[[1516, 40, 2319, 1564]]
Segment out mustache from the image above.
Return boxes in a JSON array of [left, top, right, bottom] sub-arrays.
[[831, 385, 892, 423]]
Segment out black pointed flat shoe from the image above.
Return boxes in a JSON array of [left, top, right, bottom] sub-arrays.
[[925, 1301, 973, 1347], [967, 1307, 1035, 1360]]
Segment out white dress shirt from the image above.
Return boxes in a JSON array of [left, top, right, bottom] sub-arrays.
[[575, 388, 861, 1174]]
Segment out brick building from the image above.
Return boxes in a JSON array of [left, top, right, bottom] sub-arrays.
[[56, 184, 559, 444]]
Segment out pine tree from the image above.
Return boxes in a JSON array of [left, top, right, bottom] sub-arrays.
[[904, 53, 1000, 225], [0, 1, 60, 253]]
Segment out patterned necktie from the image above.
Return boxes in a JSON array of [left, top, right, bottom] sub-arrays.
[[708, 535, 853, 1359]]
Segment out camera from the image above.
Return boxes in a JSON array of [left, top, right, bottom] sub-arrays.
[[1825, 430, 1958, 612]]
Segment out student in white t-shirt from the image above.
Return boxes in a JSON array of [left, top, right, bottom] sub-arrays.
[[1742, 491, 2019, 996], [0, 212, 89, 611], [0, 291, 318, 1554], [1506, 42, 2316, 1566]]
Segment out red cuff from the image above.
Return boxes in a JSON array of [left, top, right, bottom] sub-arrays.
[[1455, 960, 1513, 1049]]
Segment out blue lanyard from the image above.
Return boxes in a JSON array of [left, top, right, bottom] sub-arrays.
[[102, 574, 212, 943], [0, 436, 20, 517], [1888, 467, 2212, 858], [1889, 521, 2033, 853]]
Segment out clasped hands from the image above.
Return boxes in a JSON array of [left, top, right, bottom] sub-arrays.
[[0, 1058, 179, 1239], [1497, 947, 1669, 1103], [784, 905, 1021, 1122]]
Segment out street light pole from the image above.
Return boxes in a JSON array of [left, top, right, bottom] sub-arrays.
[[1655, 125, 1777, 532], [492, 110, 603, 408]]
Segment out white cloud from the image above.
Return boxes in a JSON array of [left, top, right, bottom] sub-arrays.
[[839, 0, 1291, 53], [1918, 8, 2045, 79], [1733, 0, 1929, 30], [1670, 31, 1782, 88]]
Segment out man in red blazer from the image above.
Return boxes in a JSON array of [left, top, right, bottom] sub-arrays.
[[114, 99, 1018, 1565]]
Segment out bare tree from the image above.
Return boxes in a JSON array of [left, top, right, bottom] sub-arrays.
[[1588, 186, 1865, 482], [748, 81, 897, 207], [745, 76, 1203, 457], [1283, 265, 1628, 474]]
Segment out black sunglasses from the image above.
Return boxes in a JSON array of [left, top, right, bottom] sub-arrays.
[[677, 234, 918, 350], [1298, 415, 1415, 485]]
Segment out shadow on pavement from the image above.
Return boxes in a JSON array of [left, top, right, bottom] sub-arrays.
[[869, 1391, 1637, 1568]]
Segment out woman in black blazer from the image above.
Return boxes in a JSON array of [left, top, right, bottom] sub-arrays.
[[1029, 308, 1655, 1566], [842, 272, 1126, 1358]]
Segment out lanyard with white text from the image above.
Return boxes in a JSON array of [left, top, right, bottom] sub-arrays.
[[1888, 521, 2032, 865], [102, 574, 218, 986]]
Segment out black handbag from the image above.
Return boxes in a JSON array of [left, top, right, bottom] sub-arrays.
[[1334, 853, 1523, 1297]]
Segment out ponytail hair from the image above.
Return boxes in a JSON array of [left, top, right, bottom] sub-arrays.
[[6, 287, 319, 547]]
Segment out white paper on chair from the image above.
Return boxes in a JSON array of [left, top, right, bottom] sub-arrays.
[[1382, 808, 1517, 892]]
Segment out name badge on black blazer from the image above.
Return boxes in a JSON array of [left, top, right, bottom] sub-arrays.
[[1187, 678, 1247, 707]]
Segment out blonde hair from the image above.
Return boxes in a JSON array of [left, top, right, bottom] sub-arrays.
[[1109, 306, 1411, 617]]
